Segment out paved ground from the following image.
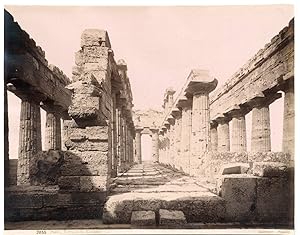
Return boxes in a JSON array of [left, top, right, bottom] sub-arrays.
[[111, 162, 215, 194]]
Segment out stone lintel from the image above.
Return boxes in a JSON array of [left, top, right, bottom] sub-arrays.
[[215, 113, 231, 124], [184, 69, 218, 95], [247, 92, 282, 108], [225, 104, 251, 118]]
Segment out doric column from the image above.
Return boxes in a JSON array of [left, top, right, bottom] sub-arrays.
[[111, 93, 118, 177], [249, 92, 281, 152], [135, 128, 142, 164], [118, 110, 125, 172], [185, 70, 217, 161], [151, 128, 159, 163], [17, 97, 42, 185], [177, 97, 192, 174], [216, 114, 231, 152], [282, 81, 294, 158], [227, 105, 249, 152], [45, 111, 61, 150], [210, 121, 218, 151]]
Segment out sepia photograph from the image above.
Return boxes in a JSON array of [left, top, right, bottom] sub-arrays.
[[2, 2, 296, 234]]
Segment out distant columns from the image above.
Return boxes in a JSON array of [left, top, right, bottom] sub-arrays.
[[216, 115, 230, 152], [135, 129, 142, 163], [250, 93, 281, 152], [45, 111, 61, 150], [151, 129, 159, 162], [17, 97, 42, 185]]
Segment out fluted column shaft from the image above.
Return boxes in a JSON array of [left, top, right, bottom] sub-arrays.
[[217, 120, 230, 152], [45, 112, 61, 150], [251, 105, 271, 152], [135, 131, 142, 163], [180, 106, 192, 174], [210, 122, 218, 151], [191, 93, 211, 156], [231, 114, 247, 152], [17, 99, 42, 185], [152, 131, 159, 162], [282, 85, 294, 158], [4, 86, 9, 186]]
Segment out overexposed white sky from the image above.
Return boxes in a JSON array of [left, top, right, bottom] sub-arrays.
[[5, 5, 294, 158]]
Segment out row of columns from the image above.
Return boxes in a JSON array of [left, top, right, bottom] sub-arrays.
[[134, 127, 160, 164], [11, 94, 64, 185], [157, 70, 294, 176], [210, 89, 293, 156], [115, 101, 135, 174]]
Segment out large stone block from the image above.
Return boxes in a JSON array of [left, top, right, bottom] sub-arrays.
[[158, 209, 187, 228], [220, 163, 250, 175], [65, 139, 109, 152], [256, 176, 293, 224], [6, 193, 43, 209], [80, 176, 108, 192], [220, 175, 258, 222], [248, 152, 291, 164], [131, 211, 156, 227], [253, 162, 289, 177], [80, 29, 110, 47], [58, 176, 80, 191]]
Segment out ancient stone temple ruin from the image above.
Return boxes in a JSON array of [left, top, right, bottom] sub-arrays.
[[4, 8, 294, 229]]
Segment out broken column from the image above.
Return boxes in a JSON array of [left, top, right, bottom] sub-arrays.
[[249, 92, 281, 152], [185, 70, 217, 175], [216, 114, 231, 152], [17, 96, 42, 185]]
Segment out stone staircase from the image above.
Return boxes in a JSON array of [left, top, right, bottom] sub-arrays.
[[102, 163, 226, 226]]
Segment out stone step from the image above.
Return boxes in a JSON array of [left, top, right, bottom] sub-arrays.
[[102, 191, 225, 224], [130, 211, 156, 228], [158, 209, 187, 228]]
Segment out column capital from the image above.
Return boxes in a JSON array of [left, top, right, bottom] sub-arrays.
[[171, 107, 181, 118], [225, 104, 251, 118], [166, 115, 175, 125], [184, 69, 218, 95], [215, 113, 231, 124], [176, 96, 192, 108], [210, 120, 218, 128]]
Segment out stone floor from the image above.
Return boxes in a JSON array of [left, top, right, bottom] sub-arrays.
[[103, 162, 225, 224], [110, 162, 215, 195]]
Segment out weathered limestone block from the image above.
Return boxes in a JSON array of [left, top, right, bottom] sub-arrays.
[[31, 150, 64, 185], [131, 211, 156, 227], [158, 209, 187, 227], [256, 176, 293, 223], [80, 29, 111, 48], [252, 162, 289, 177], [58, 176, 80, 191], [219, 175, 258, 222], [247, 152, 291, 164], [220, 163, 250, 175]]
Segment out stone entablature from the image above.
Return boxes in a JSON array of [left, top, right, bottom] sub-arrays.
[[4, 10, 71, 113], [210, 18, 294, 120]]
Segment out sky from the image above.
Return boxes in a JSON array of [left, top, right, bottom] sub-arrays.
[[4, 5, 294, 158]]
